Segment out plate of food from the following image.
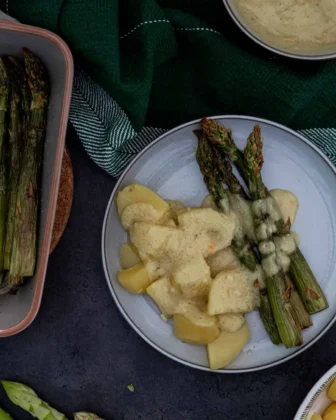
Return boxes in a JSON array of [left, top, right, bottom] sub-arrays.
[[102, 115, 336, 372], [295, 365, 336, 420]]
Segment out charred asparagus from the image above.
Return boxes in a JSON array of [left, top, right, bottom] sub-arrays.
[[202, 117, 328, 315], [9, 49, 49, 283], [0, 58, 8, 271]]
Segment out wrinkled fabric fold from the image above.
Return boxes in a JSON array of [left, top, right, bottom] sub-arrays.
[[5, 0, 336, 176]]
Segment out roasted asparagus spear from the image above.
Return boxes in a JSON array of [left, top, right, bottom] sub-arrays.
[[3, 58, 23, 271], [196, 130, 257, 271], [9, 49, 49, 283], [196, 130, 282, 344], [242, 126, 302, 347], [0, 58, 9, 271], [202, 117, 328, 315]]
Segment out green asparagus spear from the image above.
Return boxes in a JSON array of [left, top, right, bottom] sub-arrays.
[[0, 408, 13, 420], [9, 49, 49, 283], [196, 131, 282, 344], [258, 288, 282, 344], [2, 381, 67, 420], [289, 247, 328, 314], [0, 59, 9, 271], [285, 276, 312, 329], [3, 58, 23, 271], [196, 131, 257, 270], [202, 118, 328, 315], [208, 146, 282, 343], [0, 58, 8, 158], [0, 151, 7, 272], [201, 118, 248, 183], [243, 126, 302, 347]]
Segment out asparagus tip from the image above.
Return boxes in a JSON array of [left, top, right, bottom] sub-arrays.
[[23, 48, 49, 99]]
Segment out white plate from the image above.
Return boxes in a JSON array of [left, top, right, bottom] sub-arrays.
[[102, 115, 336, 373], [295, 365, 336, 419]]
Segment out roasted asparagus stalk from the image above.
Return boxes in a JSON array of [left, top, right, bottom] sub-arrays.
[[9, 49, 49, 284], [196, 130, 282, 344], [196, 130, 257, 271], [0, 58, 9, 271], [202, 117, 328, 315], [242, 126, 302, 347], [3, 58, 23, 272]]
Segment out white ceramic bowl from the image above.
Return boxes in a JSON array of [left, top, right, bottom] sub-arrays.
[[102, 116, 336, 373], [222, 0, 336, 60], [295, 365, 336, 419]]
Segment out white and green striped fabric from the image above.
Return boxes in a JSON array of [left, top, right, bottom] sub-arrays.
[[69, 68, 336, 177], [69, 68, 166, 177]]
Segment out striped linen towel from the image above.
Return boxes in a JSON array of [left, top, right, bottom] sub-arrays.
[[4, 2, 336, 177]]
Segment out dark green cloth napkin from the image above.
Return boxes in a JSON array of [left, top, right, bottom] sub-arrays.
[[5, 0, 336, 175]]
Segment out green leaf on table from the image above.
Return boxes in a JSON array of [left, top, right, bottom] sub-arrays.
[[2, 381, 68, 420], [0, 408, 14, 420]]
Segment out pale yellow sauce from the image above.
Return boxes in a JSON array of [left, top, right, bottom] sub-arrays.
[[236, 0, 336, 52], [120, 188, 299, 320], [130, 208, 236, 284]]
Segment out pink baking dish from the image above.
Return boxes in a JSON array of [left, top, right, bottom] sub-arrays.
[[0, 20, 74, 336]]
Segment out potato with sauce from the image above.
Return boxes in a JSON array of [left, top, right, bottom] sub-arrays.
[[171, 255, 211, 299], [208, 268, 256, 315], [270, 188, 299, 226], [146, 276, 181, 318], [117, 263, 151, 294], [206, 247, 240, 277], [174, 302, 220, 345], [116, 183, 302, 370], [207, 322, 250, 370], [119, 242, 141, 269], [117, 184, 170, 217], [217, 313, 245, 333]]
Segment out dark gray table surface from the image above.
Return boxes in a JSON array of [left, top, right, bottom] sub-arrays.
[[0, 126, 335, 420]]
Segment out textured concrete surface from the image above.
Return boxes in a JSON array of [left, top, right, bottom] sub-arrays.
[[0, 126, 335, 420]]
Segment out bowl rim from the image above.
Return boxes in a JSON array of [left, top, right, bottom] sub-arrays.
[[102, 114, 336, 373], [294, 364, 336, 419], [0, 20, 74, 337], [222, 0, 336, 61]]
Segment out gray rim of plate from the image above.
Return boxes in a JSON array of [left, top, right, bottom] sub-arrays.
[[296, 365, 336, 419], [101, 115, 336, 373], [222, 0, 336, 61]]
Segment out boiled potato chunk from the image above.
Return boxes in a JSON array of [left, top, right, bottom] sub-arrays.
[[208, 268, 256, 315], [171, 256, 211, 299], [207, 322, 250, 370], [117, 263, 150, 294], [270, 188, 299, 225], [178, 208, 236, 256], [311, 414, 323, 420], [117, 184, 170, 217], [130, 222, 179, 261], [323, 403, 336, 420], [218, 313, 245, 333], [146, 277, 181, 317], [173, 309, 220, 345], [120, 203, 161, 230], [120, 242, 141, 269], [206, 247, 240, 277], [176, 301, 217, 326], [328, 378, 336, 401]]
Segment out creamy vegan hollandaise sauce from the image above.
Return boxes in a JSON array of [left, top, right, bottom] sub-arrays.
[[236, 0, 336, 52]]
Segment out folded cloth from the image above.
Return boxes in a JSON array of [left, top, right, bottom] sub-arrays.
[[5, 0, 336, 176]]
